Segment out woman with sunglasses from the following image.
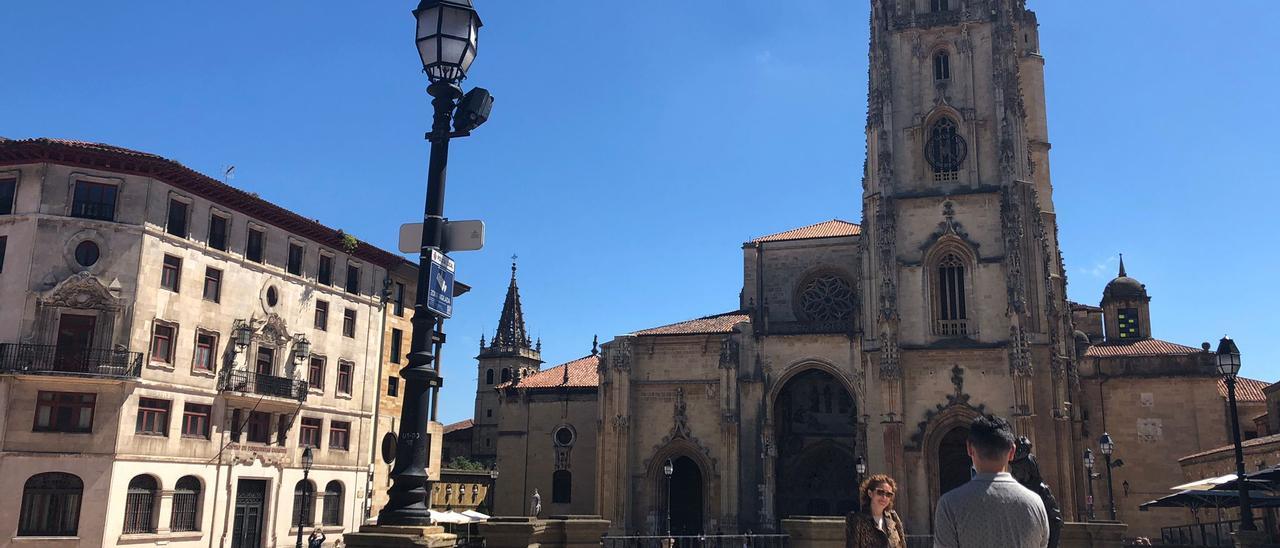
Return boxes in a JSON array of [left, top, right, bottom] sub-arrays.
[[845, 474, 906, 548]]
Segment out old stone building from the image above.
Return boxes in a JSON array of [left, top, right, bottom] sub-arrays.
[[0, 138, 430, 546]]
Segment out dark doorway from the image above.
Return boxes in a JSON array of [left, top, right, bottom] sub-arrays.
[[255, 348, 274, 376], [231, 479, 267, 548], [667, 456, 703, 535], [937, 427, 972, 497], [774, 369, 859, 518], [55, 315, 96, 372]]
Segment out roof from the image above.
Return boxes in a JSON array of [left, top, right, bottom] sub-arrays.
[[632, 311, 750, 336], [1070, 302, 1103, 312], [751, 220, 861, 243], [443, 419, 474, 434], [0, 138, 409, 269], [1084, 338, 1201, 358], [1219, 377, 1270, 403], [1181, 432, 1280, 462], [504, 355, 600, 390]]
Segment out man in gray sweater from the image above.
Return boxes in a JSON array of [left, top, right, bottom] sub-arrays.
[[933, 415, 1049, 548]]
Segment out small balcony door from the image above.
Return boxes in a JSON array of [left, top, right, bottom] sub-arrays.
[[55, 315, 96, 372], [255, 347, 274, 377]]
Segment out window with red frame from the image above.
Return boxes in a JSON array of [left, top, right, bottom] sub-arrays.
[[246, 411, 271, 444], [308, 356, 325, 390], [300, 417, 322, 448], [161, 254, 182, 291], [329, 421, 350, 450], [194, 332, 216, 372], [337, 361, 353, 395], [135, 398, 171, 436], [181, 403, 211, 439], [33, 391, 95, 433], [151, 324, 175, 364]]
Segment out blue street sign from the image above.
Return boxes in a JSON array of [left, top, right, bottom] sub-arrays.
[[426, 249, 455, 318]]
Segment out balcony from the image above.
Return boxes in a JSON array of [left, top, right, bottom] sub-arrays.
[[934, 319, 970, 337], [219, 370, 308, 410], [0, 343, 142, 379]]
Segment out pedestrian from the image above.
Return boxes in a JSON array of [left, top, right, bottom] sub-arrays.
[[846, 474, 906, 548], [932, 415, 1049, 548], [308, 529, 326, 548]]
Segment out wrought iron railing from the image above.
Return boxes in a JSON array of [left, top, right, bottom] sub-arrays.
[[220, 370, 308, 401], [602, 534, 789, 548], [1160, 519, 1237, 547], [934, 319, 969, 337], [0, 343, 142, 378]]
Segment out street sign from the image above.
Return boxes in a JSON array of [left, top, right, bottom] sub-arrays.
[[399, 220, 485, 254], [426, 249, 455, 318]]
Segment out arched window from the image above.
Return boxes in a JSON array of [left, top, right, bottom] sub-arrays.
[[930, 0, 950, 12], [322, 481, 344, 526], [485, 369, 494, 385], [933, 51, 950, 81], [171, 476, 202, 532], [19, 472, 82, 537], [925, 117, 967, 181], [552, 470, 572, 504], [123, 475, 159, 534], [500, 368, 511, 383], [293, 480, 315, 528], [935, 253, 969, 336]]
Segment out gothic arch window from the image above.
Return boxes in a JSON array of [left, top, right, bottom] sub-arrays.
[[123, 475, 159, 534], [552, 470, 572, 504], [930, 0, 950, 12], [933, 252, 970, 336], [925, 117, 966, 182], [933, 51, 950, 81], [19, 472, 82, 537], [485, 369, 494, 385]]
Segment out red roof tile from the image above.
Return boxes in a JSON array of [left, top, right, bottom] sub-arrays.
[[508, 355, 600, 390], [443, 419, 473, 434], [632, 311, 750, 336], [1084, 338, 1201, 358], [1180, 432, 1280, 461], [751, 220, 861, 243], [1219, 377, 1270, 403]]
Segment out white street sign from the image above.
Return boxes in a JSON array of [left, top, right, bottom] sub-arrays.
[[399, 220, 485, 253]]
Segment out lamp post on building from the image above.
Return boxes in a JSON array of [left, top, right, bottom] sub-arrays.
[[855, 455, 867, 485], [1083, 448, 1096, 522], [1099, 433, 1117, 521], [664, 458, 674, 538], [485, 465, 499, 513], [379, 0, 493, 526], [1217, 336, 1257, 531], [297, 446, 314, 548]]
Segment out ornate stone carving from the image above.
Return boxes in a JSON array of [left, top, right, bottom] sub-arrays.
[[39, 272, 121, 310], [609, 337, 632, 371], [1008, 325, 1033, 376], [920, 199, 982, 253], [794, 272, 856, 323], [671, 387, 691, 440], [909, 365, 988, 446], [718, 338, 739, 369]]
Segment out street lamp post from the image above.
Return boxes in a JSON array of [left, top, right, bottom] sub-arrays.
[[297, 446, 314, 548], [855, 456, 867, 484], [1217, 336, 1257, 531], [379, 0, 492, 526], [1099, 433, 1117, 521], [1083, 449, 1096, 522], [485, 465, 499, 514], [664, 459, 674, 538]]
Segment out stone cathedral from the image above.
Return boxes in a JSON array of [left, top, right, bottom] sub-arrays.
[[477, 0, 1249, 539]]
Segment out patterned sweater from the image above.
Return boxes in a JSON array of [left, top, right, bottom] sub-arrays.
[[932, 472, 1049, 548]]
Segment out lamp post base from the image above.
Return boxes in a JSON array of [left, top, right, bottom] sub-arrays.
[[343, 525, 458, 548]]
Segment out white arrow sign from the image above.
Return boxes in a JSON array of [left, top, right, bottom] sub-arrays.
[[399, 220, 485, 253]]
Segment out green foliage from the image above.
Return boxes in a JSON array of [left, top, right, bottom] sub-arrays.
[[337, 230, 359, 253], [446, 456, 488, 471]]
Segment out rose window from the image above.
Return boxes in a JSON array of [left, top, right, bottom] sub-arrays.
[[797, 274, 855, 322]]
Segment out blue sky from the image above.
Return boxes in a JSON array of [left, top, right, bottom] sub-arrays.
[[5, 2, 1278, 425]]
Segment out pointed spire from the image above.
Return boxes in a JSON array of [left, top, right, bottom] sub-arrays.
[[562, 361, 570, 385], [491, 257, 531, 351], [536, 337, 542, 353], [479, 333, 486, 350], [591, 335, 599, 356], [1118, 253, 1127, 277]]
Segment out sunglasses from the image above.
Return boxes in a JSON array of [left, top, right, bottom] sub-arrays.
[[872, 488, 896, 499]]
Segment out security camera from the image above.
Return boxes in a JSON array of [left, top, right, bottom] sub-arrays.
[[454, 87, 493, 133]]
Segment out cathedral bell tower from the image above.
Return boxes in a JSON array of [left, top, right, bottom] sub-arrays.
[[473, 261, 542, 462], [859, 0, 1078, 527]]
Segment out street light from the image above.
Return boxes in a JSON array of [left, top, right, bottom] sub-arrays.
[[1217, 336, 1257, 531], [664, 459, 674, 538], [296, 446, 314, 548], [855, 455, 867, 483], [293, 336, 311, 364], [379, 0, 493, 527], [1083, 448, 1096, 522], [1099, 433, 1117, 521], [233, 321, 253, 353]]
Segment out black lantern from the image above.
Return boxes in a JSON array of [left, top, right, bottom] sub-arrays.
[[1216, 335, 1257, 531], [855, 455, 867, 476], [294, 336, 311, 364], [233, 322, 253, 352], [1083, 448, 1096, 521], [414, 0, 481, 83], [1098, 433, 1117, 521], [664, 459, 674, 537], [1099, 433, 1114, 456], [296, 446, 315, 548], [1216, 336, 1242, 378]]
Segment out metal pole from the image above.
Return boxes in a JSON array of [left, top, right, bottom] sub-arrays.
[[378, 79, 462, 526], [1103, 454, 1117, 521], [297, 468, 310, 548], [666, 471, 673, 538], [1085, 464, 1095, 522], [1227, 376, 1258, 531]]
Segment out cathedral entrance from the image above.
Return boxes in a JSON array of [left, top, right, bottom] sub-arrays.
[[668, 456, 703, 535], [774, 369, 859, 518], [937, 426, 972, 497]]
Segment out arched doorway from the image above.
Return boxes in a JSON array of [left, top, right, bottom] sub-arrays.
[[667, 456, 703, 535], [774, 369, 859, 518], [937, 426, 972, 497]]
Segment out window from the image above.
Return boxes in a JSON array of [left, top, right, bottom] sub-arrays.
[[70, 181, 117, 221], [208, 213, 229, 251], [394, 282, 406, 316], [34, 392, 95, 433], [925, 117, 967, 181], [255, 347, 275, 376], [18, 472, 82, 537], [287, 242, 304, 275], [345, 263, 361, 294], [552, 470, 571, 504], [501, 368, 511, 384], [161, 254, 182, 292], [151, 323, 176, 364], [293, 480, 315, 527], [299, 417, 322, 448], [318, 254, 334, 285], [182, 403, 212, 439], [322, 481, 343, 526], [0, 236, 6, 273], [390, 329, 404, 364], [136, 398, 171, 436], [486, 408, 492, 418], [314, 301, 329, 331], [171, 476, 201, 532], [308, 356, 325, 389], [194, 332, 217, 372], [486, 369, 494, 385], [203, 267, 222, 303], [1117, 308, 1140, 339], [167, 199, 189, 238], [388, 376, 399, 397], [123, 475, 158, 534], [337, 362, 353, 395], [329, 421, 350, 450], [246, 411, 271, 444], [246, 227, 265, 263], [933, 51, 950, 81], [930, 0, 949, 12], [74, 240, 99, 268], [0, 177, 14, 215], [935, 253, 969, 336], [342, 309, 356, 338]]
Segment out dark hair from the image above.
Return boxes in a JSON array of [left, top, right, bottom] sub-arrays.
[[858, 474, 896, 513], [968, 414, 1016, 461]]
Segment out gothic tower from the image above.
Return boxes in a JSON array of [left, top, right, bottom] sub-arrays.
[[858, 0, 1078, 528], [473, 261, 542, 462]]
